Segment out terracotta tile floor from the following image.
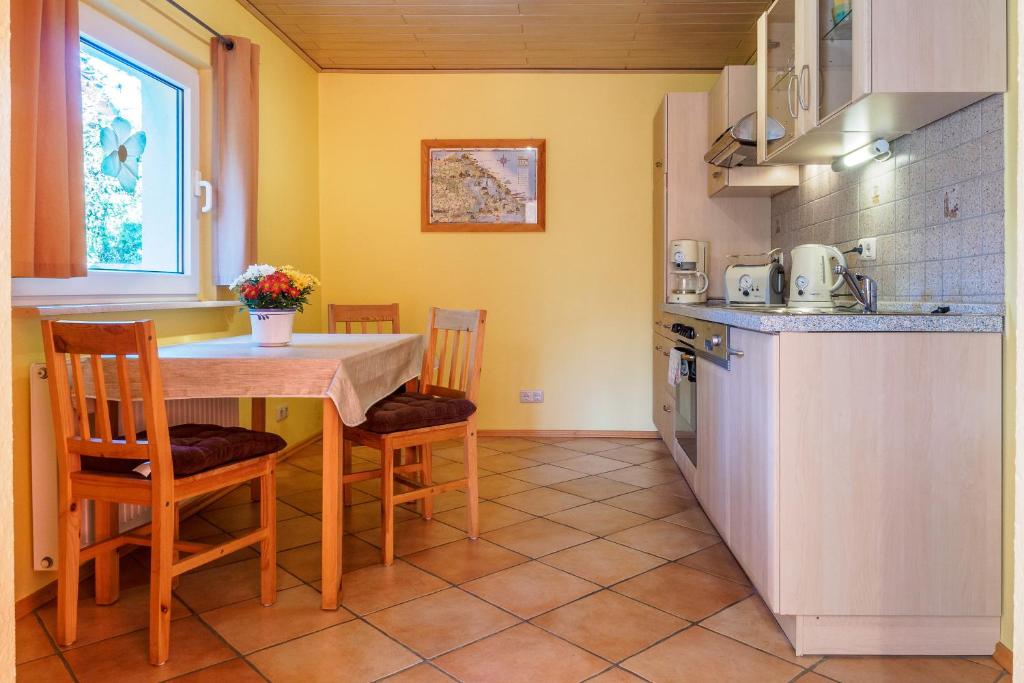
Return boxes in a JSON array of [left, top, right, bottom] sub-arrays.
[[16, 436, 1011, 682]]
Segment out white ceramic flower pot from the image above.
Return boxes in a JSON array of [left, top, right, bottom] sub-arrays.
[[249, 309, 296, 347]]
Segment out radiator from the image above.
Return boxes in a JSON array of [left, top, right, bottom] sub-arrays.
[[29, 363, 240, 571]]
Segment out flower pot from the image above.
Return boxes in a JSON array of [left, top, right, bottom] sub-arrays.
[[249, 309, 296, 347]]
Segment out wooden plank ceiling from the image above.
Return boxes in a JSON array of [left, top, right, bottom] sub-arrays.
[[243, 0, 769, 71]]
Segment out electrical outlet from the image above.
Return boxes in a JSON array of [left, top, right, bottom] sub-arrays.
[[858, 237, 877, 261], [519, 390, 544, 403], [276, 405, 289, 422]]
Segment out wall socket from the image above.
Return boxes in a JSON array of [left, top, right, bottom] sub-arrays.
[[275, 405, 289, 422], [858, 237, 877, 261], [519, 390, 544, 403]]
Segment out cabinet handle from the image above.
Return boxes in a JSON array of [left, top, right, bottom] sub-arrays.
[[798, 64, 811, 111], [662, 351, 670, 357], [662, 404, 672, 413], [655, 344, 664, 351], [711, 170, 722, 179], [728, 348, 745, 358], [787, 74, 798, 119], [655, 160, 663, 168]]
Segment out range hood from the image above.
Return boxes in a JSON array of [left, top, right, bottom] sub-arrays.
[[704, 112, 785, 168]]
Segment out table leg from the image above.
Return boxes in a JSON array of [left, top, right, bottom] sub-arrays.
[[321, 398, 343, 610], [250, 398, 267, 502]]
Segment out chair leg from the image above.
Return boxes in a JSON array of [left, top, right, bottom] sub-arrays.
[[421, 444, 434, 520], [381, 442, 396, 566], [260, 469, 278, 606], [56, 497, 82, 647], [342, 440, 353, 507], [149, 499, 175, 666], [93, 501, 120, 605], [171, 504, 181, 590], [465, 425, 480, 540]]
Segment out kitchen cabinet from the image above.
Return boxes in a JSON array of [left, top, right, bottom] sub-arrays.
[[651, 333, 674, 447], [706, 66, 799, 197], [757, 0, 1006, 165]]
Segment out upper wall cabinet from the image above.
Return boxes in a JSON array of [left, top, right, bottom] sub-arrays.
[[757, 0, 1007, 165]]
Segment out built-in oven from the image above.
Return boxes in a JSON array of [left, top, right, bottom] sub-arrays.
[[666, 314, 731, 468]]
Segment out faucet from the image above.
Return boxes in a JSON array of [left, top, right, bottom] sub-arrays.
[[833, 265, 878, 313]]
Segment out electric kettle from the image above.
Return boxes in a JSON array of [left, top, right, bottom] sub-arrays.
[[787, 244, 846, 308]]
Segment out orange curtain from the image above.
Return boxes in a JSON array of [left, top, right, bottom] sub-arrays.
[[11, 0, 86, 279], [211, 36, 260, 286]]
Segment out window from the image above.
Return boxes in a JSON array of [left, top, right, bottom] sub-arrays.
[[15, 5, 200, 302]]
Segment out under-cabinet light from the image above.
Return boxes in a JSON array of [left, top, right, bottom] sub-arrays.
[[831, 139, 891, 172]]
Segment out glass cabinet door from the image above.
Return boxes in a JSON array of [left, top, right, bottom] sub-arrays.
[[818, 0, 854, 122], [764, 0, 798, 157]]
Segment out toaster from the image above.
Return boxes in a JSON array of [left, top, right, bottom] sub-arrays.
[[725, 262, 785, 306]]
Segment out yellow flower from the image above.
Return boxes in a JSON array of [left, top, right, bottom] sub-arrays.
[[279, 265, 320, 292]]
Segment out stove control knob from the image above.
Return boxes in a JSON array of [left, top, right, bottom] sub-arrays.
[[709, 335, 722, 348]]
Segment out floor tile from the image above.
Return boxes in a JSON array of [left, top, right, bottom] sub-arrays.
[[546, 501, 649, 536], [493, 488, 590, 516], [678, 543, 751, 585], [413, 489, 467, 513], [433, 462, 495, 483], [647, 479, 698, 500], [434, 623, 608, 683], [404, 538, 529, 584], [174, 558, 300, 613], [38, 582, 191, 651], [339, 560, 450, 615], [614, 564, 752, 621], [702, 596, 820, 667], [483, 518, 595, 557], [967, 655, 1006, 671], [179, 516, 223, 540], [433, 444, 502, 463], [635, 440, 672, 454], [556, 454, 632, 475], [343, 500, 418, 533], [622, 626, 802, 683], [273, 464, 324, 496], [199, 584, 354, 654], [550, 476, 641, 501], [462, 561, 599, 618], [504, 464, 587, 486], [794, 673, 834, 682], [434, 500, 534, 533], [642, 456, 685, 472], [247, 619, 422, 683], [382, 662, 457, 682], [661, 507, 719, 535], [15, 655, 73, 682], [478, 436, 539, 452], [557, 438, 621, 454], [532, 590, 686, 662], [265, 514, 322, 551], [16, 614, 54, 664], [587, 668, 648, 682], [603, 489, 696, 519], [815, 656, 1005, 682], [600, 466, 682, 487], [356, 518, 466, 556], [281, 486, 372, 514], [522, 436, 573, 444], [476, 452, 543, 473], [204, 485, 255, 510], [476, 474, 539, 499], [62, 616, 234, 682], [541, 539, 664, 586], [606, 520, 719, 560], [599, 445, 665, 464], [276, 534, 380, 583], [170, 657, 267, 681], [181, 532, 260, 570], [513, 444, 581, 463], [199, 499, 304, 532], [366, 587, 519, 657]]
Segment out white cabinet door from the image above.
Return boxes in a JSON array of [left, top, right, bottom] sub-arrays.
[[698, 330, 781, 609]]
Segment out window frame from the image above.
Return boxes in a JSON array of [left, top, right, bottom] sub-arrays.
[[13, 4, 201, 304]]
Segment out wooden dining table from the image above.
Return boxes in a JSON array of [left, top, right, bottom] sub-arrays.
[[154, 332, 426, 609]]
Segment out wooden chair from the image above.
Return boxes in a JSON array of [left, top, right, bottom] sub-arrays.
[[41, 320, 282, 666], [326, 303, 403, 506], [343, 308, 487, 565]]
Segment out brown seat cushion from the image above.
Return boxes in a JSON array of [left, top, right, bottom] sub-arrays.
[[82, 424, 286, 478], [360, 393, 476, 434]]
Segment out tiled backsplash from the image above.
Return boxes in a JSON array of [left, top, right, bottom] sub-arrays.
[[770, 95, 1005, 303]]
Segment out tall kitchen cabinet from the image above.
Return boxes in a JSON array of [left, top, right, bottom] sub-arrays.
[[653, 93, 771, 304], [757, 0, 1006, 164], [674, 319, 1003, 655]]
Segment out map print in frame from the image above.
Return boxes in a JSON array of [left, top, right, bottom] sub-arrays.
[[421, 139, 546, 232]]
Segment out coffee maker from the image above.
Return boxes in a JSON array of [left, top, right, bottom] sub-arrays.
[[668, 239, 709, 304]]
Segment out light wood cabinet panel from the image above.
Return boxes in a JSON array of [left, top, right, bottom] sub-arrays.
[[707, 165, 801, 198], [777, 332, 1001, 616], [695, 357, 730, 537]]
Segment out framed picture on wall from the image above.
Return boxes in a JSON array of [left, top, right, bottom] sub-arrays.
[[421, 139, 546, 232]]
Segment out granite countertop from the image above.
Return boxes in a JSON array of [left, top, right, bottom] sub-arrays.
[[662, 301, 1004, 333]]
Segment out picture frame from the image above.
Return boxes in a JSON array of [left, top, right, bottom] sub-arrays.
[[421, 139, 546, 232]]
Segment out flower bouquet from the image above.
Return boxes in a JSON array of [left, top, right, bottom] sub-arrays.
[[231, 264, 320, 346]]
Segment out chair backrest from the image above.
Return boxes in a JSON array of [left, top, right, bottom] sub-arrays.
[[327, 303, 401, 334], [41, 320, 175, 483], [419, 308, 487, 403]]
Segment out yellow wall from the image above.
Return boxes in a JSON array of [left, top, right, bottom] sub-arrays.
[[12, 0, 321, 602], [318, 73, 714, 431]]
